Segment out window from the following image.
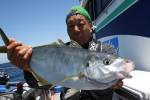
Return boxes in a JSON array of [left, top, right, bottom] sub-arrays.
[[102, 0, 112, 9], [85, 0, 95, 21], [94, 0, 102, 19], [84, 0, 112, 21], [95, 0, 112, 19]]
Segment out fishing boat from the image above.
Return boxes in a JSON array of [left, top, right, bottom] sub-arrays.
[[80, 0, 150, 99], [0, 0, 150, 99]]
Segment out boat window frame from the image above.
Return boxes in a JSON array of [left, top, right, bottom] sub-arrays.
[[85, 0, 113, 21]]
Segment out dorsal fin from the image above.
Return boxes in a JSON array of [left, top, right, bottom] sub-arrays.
[[57, 38, 65, 45], [33, 39, 66, 49], [48, 39, 65, 47]]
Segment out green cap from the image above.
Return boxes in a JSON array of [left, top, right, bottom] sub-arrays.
[[66, 6, 91, 23]]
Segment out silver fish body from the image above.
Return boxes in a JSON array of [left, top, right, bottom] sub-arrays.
[[30, 45, 134, 90], [0, 28, 134, 90]]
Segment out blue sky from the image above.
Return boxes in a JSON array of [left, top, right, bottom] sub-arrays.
[[0, 0, 80, 63]]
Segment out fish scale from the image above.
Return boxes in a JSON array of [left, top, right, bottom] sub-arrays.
[[0, 28, 134, 90]]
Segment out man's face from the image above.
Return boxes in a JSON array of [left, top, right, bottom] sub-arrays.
[[67, 14, 92, 45]]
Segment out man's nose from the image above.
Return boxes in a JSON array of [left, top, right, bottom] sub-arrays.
[[74, 25, 80, 32]]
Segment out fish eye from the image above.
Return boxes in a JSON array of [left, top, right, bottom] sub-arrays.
[[103, 58, 112, 65]]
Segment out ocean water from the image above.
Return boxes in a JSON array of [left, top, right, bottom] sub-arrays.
[[0, 62, 25, 82]]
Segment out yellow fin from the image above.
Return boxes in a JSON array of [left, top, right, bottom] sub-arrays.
[[31, 70, 49, 86], [53, 72, 85, 86], [64, 88, 79, 99]]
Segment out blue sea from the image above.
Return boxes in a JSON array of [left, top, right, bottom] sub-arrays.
[[0, 62, 25, 82]]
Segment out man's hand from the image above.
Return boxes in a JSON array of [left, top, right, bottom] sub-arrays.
[[112, 80, 123, 90], [7, 39, 32, 72]]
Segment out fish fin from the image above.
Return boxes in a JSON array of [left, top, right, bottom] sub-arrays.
[[0, 28, 9, 53], [71, 72, 85, 81], [0, 45, 7, 53], [30, 71, 85, 89], [55, 72, 85, 86], [50, 42, 61, 46], [0, 28, 9, 46], [57, 38, 65, 45], [31, 71, 65, 89], [47, 39, 65, 46], [33, 40, 65, 49], [64, 88, 79, 99], [31, 70, 50, 86]]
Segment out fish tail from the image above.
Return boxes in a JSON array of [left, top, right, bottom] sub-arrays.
[[0, 28, 9, 45], [0, 28, 9, 53]]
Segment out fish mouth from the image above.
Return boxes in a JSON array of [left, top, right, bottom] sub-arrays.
[[123, 59, 135, 74]]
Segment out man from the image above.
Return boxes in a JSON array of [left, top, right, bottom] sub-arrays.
[[7, 6, 123, 100]]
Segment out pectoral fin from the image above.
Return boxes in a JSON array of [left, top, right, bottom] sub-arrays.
[[54, 72, 85, 86], [64, 88, 79, 99]]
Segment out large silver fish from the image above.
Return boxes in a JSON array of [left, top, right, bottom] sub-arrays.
[[0, 28, 134, 90]]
